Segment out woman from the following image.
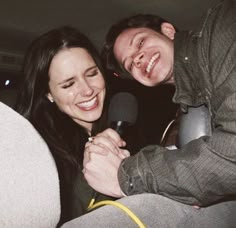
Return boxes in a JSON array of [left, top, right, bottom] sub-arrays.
[[15, 26, 126, 226]]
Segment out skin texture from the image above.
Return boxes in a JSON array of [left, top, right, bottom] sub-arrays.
[[113, 23, 176, 87], [47, 48, 106, 133], [83, 128, 129, 197]]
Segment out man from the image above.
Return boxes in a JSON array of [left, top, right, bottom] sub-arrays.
[[63, 0, 236, 227], [87, 0, 236, 204]]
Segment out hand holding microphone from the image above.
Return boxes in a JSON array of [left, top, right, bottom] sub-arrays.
[[84, 129, 128, 162], [83, 129, 129, 197], [84, 92, 138, 157], [83, 92, 138, 197]]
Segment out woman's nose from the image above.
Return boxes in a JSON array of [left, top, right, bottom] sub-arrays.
[[78, 80, 93, 97]]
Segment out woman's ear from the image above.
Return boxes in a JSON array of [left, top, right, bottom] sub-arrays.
[[161, 22, 176, 40], [47, 93, 54, 103]]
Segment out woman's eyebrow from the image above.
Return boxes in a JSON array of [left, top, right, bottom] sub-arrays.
[[84, 65, 97, 74], [57, 77, 74, 85], [57, 66, 97, 85]]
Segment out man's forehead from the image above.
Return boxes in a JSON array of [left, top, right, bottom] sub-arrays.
[[117, 27, 149, 42], [114, 27, 157, 49], [113, 27, 147, 60]]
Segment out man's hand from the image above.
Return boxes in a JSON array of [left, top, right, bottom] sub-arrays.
[[84, 128, 127, 159], [85, 128, 126, 156]]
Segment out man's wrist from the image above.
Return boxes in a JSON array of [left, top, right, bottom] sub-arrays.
[[120, 189, 127, 197]]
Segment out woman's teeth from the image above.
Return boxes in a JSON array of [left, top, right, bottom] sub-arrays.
[[79, 96, 97, 108]]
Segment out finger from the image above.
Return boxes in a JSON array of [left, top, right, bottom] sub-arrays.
[[92, 135, 120, 155], [85, 141, 92, 149], [87, 143, 113, 155], [117, 153, 126, 159], [83, 147, 91, 166], [121, 149, 130, 157], [97, 128, 126, 147], [117, 149, 130, 159]]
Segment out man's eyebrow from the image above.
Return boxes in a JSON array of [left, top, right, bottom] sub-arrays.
[[130, 31, 143, 46]]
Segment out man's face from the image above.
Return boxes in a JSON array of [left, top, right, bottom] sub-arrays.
[[113, 23, 175, 87]]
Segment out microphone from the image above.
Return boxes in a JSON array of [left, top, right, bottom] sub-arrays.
[[108, 92, 138, 136]]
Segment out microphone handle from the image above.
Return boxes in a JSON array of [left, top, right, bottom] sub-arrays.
[[110, 121, 129, 137]]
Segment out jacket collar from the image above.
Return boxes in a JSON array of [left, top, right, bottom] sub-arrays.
[[172, 31, 204, 111]]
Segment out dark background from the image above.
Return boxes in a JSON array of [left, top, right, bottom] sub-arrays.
[[0, 0, 219, 146], [107, 74, 179, 150]]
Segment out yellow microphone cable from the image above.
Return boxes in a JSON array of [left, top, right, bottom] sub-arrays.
[[88, 193, 146, 228]]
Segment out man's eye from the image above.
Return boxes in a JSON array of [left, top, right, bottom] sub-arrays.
[[62, 81, 74, 89], [129, 62, 134, 71], [138, 39, 144, 48]]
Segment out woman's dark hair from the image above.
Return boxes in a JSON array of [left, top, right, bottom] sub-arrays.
[[102, 14, 174, 79], [16, 26, 108, 178]]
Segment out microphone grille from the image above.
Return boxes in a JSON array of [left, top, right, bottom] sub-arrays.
[[108, 92, 138, 125]]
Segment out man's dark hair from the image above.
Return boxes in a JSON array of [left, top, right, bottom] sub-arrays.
[[102, 14, 173, 79]]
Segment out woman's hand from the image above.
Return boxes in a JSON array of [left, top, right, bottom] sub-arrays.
[[83, 128, 130, 197], [83, 128, 130, 168], [83, 146, 129, 197], [85, 128, 127, 156]]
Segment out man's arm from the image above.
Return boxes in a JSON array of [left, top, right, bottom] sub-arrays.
[[118, 123, 236, 206]]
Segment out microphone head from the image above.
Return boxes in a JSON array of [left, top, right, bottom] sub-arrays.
[[108, 92, 138, 125]]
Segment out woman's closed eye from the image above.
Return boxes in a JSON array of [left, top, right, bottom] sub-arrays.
[[62, 81, 74, 89], [86, 69, 99, 77]]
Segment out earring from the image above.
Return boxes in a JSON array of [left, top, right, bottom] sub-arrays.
[[47, 93, 54, 103]]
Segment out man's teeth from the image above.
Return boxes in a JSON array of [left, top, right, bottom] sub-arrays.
[[79, 97, 97, 108], [146, 53, 159, 73]]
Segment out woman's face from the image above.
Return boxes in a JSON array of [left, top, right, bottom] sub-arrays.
[[47, 47, 106, 133]]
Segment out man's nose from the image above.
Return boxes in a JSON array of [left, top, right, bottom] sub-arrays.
[[133, 52, 144, 67]]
